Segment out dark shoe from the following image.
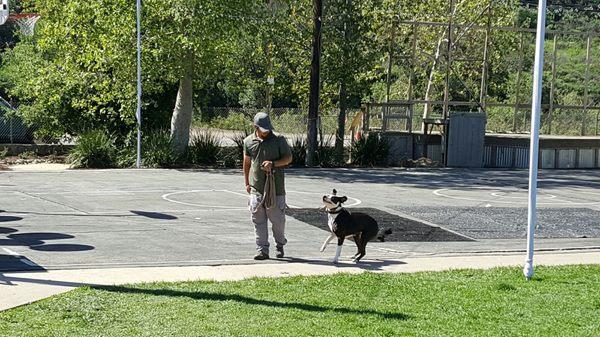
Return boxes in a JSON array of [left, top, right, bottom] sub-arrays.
[[275, 247, 284, 258], [254, 251, 269, 260]]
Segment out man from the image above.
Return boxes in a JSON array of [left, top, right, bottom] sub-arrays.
[[243, 112, 293, 260]]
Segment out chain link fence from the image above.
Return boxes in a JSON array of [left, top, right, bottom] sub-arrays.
[[3, 104, 599, 147], [0, 111, 59, 144], [485, 106, 600, 136], [195, 107, 363, 146], [0, 111, 33, 144]]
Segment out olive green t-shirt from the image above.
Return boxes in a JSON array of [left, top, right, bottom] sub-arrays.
[[243, 132, 292, 196]]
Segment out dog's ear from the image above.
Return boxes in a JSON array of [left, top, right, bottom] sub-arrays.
[[332, 189, 337, 195], [340, 196, 347, 203]]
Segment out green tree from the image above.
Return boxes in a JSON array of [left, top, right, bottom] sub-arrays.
[[322, 0, 378, 158], [1, 0, 256, 154]]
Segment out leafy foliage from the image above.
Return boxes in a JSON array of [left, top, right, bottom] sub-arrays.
[[187, 130, 221, 166], [67, 130, 116, 168], [142, 130, 178, 168], [0, 0, 597, 142], [291, 137, 307, 167], [351, 133, 389, 167]]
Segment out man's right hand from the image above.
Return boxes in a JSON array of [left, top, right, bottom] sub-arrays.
[[246, 184, 251, 194]]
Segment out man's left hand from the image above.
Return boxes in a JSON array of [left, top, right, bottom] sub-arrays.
[[261, 160, 274, 172]]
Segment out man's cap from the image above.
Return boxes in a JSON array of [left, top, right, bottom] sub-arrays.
[[253, 112, 274, 132]]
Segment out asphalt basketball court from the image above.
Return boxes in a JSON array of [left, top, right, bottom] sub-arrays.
[[1, 168, 599, 272]]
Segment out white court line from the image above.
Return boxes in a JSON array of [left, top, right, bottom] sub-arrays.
[[490, 192, 557, 199], [221, 190, 249, 198], [161, 189, 362, 210], [433, 188, 600, 205], [284, 190, 362, 207], [29, 189, 176, 196], [221, 190, 303, 209], [161, 190, 248, 209]]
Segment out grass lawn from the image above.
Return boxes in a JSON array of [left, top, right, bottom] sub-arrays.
[[1, 265, 599, 337]]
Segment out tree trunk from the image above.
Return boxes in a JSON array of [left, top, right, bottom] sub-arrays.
[[335, 0, 350, 163], [423, 2, 462, 131], [423, 37, 444, 124], [306, 0, 323, 167], [335, 82, 346, 162], [170, 58, 194, 155]]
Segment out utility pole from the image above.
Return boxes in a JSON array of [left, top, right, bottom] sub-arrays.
[[266, 0, 274, 114], [524, 0, 547, 281], [306, 0, 323, 166], [136, 0, 142, 168]]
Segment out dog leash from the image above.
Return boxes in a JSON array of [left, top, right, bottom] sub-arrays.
[[258, 170, 277, 210]]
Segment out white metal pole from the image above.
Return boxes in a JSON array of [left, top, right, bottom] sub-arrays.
[[135, 0, 142, 168], [524, 0, 547, 281]]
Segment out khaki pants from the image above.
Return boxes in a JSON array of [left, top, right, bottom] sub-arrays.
[[249, 194, 287, 254]]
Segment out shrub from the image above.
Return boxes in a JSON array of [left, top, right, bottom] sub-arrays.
[[316, 146, 338, 167], [143, 130, 178, 168], [291, 137, 306, 167], [0, 147, 8, 159], [205, 112, 250, 131], [115, 133, 138, 168], [230, 129, 250, 159], [217, 147, 240, 168], [317, 134, 341, 167], [18, 150, 37, 159], [67, 130, 117, 168], [187, 130, 220, 166], [220, 129, 251, 168], [351, 133, 389, 167]]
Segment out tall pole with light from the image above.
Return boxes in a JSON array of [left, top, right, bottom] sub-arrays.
[[524, 0, 547, 281], [136, 0, 142, 168]]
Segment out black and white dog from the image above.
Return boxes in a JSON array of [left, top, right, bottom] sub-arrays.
[[320, 189, 392, 263]]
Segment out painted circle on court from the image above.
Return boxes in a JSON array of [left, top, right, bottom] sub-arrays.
[[162, 189, 362, 209], [162, 190, 248, 209]]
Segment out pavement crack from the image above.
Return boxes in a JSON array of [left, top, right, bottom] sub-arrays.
[[16, 191, 89, 215]]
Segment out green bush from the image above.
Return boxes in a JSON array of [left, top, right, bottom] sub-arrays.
[[316, 146, 339, 167], [143, 130, 178, 168], [291, 137, 306, 167], [221, 130, 250, 168], [230, 129, 250, 159], [68, 130, 117, 168], [351, 133, 389, 167], [205, 113, 250, 131], [115, 133, 138, 168], [0, 147, 9, 159], [187, 130, 220, 166], [317, 134, 343, 167], [217, 147, 241, 168], [18, 150, 37, 159]]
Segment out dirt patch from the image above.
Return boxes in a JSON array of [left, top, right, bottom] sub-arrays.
[[403, 157, 441, 168], [286, 207, 472, 242], [0, 154, 66, 166]]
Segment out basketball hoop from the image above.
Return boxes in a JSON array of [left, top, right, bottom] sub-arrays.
[[10, 13, 40, 36]]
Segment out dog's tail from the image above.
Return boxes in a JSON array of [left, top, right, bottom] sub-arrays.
[[376, 228, 393, 242]]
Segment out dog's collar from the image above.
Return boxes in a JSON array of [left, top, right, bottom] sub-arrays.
[[326, 205, 343, 214]]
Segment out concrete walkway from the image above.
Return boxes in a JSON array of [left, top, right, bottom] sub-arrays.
[[1, 250, 598, 312]]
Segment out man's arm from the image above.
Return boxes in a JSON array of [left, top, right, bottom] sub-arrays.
[[262, 137, 293, 171], [274, 154, 292, 168], [243, 153, 251, 193]]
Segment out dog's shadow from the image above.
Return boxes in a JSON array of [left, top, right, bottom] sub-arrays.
[[280, 257, 406, 271]]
